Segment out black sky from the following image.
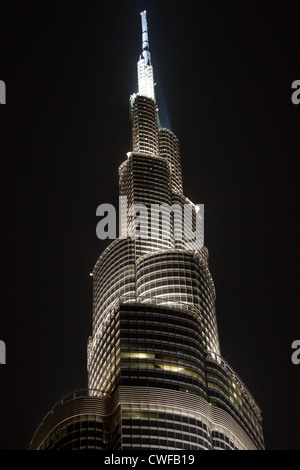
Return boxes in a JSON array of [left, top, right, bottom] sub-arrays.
[[0, 0, 299, 450]]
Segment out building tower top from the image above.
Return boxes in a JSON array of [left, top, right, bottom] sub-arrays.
[[137, 10, 155, 100], [140, 10, 151, 65]]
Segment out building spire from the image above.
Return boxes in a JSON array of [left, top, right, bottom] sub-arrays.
[[137, 10, 155, 100], [140, 10, 151, 65]]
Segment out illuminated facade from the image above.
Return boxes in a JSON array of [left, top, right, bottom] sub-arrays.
[[87, 10, 264, 450], [29, 10, 264, 451]]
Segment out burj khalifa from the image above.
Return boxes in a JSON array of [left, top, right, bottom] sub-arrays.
[[29, 11, 264, 451]]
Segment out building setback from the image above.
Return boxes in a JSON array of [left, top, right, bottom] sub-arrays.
[[29, 11, 264, 451]]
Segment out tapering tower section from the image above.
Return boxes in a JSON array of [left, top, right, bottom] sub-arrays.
[[29, 11, 264, 451], [137, 10, 155, 100], [86, 10, 264, 451], [131, 11, 159, 156]]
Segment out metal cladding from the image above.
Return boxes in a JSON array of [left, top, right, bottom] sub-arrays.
[[29, 10, 264, 451], [28, 390, 113, 450], [159, 128, 183, 194], [131, 95, 159, 155]]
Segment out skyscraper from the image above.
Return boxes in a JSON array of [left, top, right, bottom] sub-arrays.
[[29, 11, 264, 451]]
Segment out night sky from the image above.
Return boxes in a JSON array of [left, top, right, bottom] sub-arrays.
[[1, 0, 299, 450]]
